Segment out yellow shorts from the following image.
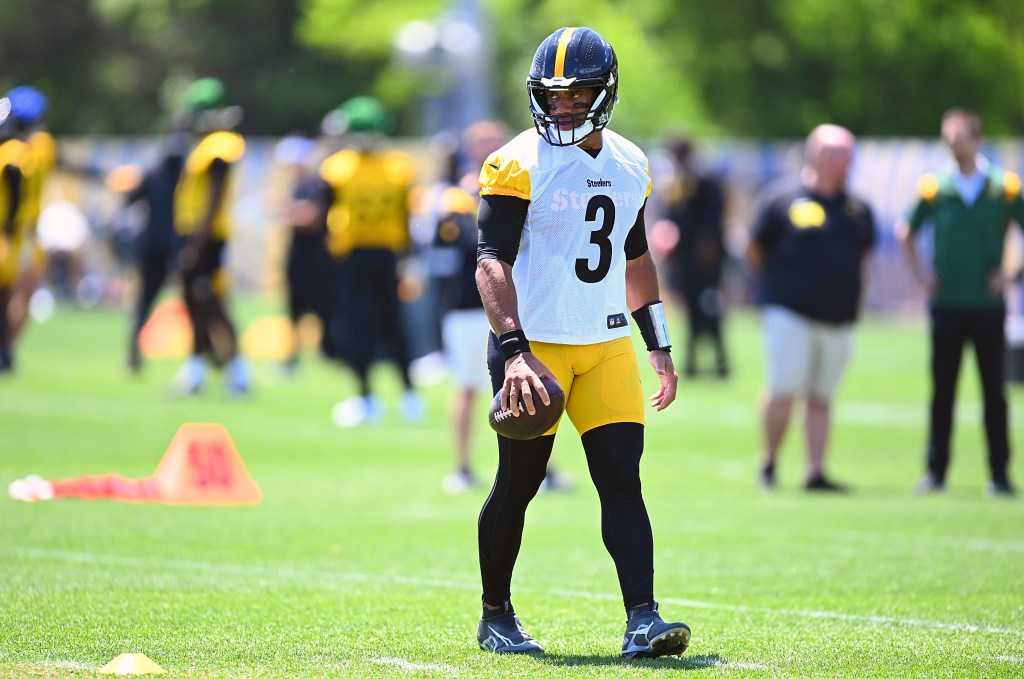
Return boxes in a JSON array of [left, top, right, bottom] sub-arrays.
[[0, 234, 24, 288], [532, 336, 644, 436]]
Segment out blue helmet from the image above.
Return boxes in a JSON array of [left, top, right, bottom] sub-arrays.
[[6, 86, 48, 127], [527, 27, 618, 147]]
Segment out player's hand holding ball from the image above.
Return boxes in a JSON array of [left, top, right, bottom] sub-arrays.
[[489, 353, 565, 440]]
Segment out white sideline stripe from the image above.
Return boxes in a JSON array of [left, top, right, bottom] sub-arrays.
[[370, 657, 457, 672], [688, 657, 774, 671], [17, 660, 92, 670], [10, 547, 1022, 638], [549, 588, 1023, 637], [997, 656, 1024, 663]]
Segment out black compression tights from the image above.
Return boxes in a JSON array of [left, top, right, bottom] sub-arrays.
[[477, 422, 654, 609]]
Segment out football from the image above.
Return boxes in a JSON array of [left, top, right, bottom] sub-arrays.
[[488, 377, 565, 440]]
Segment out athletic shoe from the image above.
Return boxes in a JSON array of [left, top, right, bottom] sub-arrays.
[[174, 357, 206, 394], [805, 474, 848, 492], [331, 395, 383, 428], [400, 390, 426, 423], [225, 356, 252, 396], [442, 470, 476, 494], [477, 601, 544, 654], [986, 480, 1016, 498], [759, 464, 776, 491], [621, 601, 690, 659], [914, 474, 946, 495], [541, 470, 574, 493]]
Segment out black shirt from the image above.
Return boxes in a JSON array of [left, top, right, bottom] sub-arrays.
[[751, 180, 875, 324], [128, 152, 183, 251]]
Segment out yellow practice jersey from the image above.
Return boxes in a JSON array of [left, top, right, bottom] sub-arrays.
[[175, 130, 246, 239], [22, 130, 56, 225], [319, 148, 415, 258], [0, 138, 33, 285]]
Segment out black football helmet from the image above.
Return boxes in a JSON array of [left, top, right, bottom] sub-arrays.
[[527, 27, 618, 147]]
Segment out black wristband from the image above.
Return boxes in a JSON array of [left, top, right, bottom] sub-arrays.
[[497, 329, 532, 361], [631, 301, 672, 352]]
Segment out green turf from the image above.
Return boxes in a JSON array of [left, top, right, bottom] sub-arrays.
[[1, 299, 1022, 678]]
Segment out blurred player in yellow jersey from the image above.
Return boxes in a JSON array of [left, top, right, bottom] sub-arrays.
[[3, 86, 54, 360], [320, 97, 423, 426], [173, 78, 250, 395], [0, 97, 32, 372]]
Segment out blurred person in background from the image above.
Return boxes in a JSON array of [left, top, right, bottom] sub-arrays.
[[117, 133, 187, 373], [173, 77, 250, 395], [5, 86, 54, 346], [432, 121, 508, 493], [319, 96, 423, 427], [274, 133, 330, 374], [746, 124, 876, 492], [898, 107, 1024, 497], [0, 96, 28, 372], [656, 136, 730, 379], [432, 120, 573, 494]]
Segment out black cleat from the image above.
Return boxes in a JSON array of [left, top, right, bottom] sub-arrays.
[[805, 474, 848, 493], [477, 601, 544, 654], [621, 601, 690, 659], [986, 480, 1016, 498]]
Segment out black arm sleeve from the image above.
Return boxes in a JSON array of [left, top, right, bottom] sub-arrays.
[[623, 199, 649, 260], [3, 165, 22, 235], [477, 194, 529, 266]]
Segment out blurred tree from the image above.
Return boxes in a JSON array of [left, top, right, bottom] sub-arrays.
[[660, 0, 1024, 136], [2, 0, 1022, 136]]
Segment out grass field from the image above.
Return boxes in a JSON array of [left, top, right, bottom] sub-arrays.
[[1, 299, 1023, 678]]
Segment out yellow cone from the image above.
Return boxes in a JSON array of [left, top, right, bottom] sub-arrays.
[[99, 653, 166, 675]]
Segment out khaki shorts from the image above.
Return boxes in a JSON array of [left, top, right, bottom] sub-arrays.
[[763, 305, 852, 401], [531, 336, 645, 436], [442, 309, 491, 390]]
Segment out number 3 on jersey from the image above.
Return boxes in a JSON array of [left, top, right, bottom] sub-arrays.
[[575, 195, 616, 283]]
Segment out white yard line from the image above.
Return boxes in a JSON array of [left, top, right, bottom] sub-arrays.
[[370, 657, 458, 673], [9, 547, 1022, 639]]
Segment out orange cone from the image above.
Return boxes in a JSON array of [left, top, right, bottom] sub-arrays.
[[151, 423, 262, 505]]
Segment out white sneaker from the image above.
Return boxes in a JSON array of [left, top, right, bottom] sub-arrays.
[[442, 470, 476, 494], [400, 390, 426, 423], [175, 357, 206, 394], [225, 356, 251, 396], [331, 395, 384, 428]]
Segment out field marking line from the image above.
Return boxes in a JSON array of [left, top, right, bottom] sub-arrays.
[[688, 657, 775, 671], [370, 657, 458, 673], [8, 547, 1022, 638]]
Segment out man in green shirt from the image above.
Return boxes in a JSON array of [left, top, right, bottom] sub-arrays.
[[898, 107, 1024, 497]]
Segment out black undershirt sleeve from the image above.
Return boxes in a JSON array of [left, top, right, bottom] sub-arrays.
[[3, 165, 22, 235], [477, 194, 529, 266], [623, 199, 649, 260]]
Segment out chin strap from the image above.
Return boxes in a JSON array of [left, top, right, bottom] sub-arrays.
[[631, 301, 671, 352]]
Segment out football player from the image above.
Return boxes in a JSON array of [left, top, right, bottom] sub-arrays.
[[0, 96, 31, 372], [4, 86, 54, 346], [474, 27, 690, 658], [319, 97, 423, 426], [173, 77, 250, 394]]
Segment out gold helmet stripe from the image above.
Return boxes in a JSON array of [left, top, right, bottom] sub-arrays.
[[554, 27, 578, 78]]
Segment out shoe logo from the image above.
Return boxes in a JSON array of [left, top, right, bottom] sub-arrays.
[[623, 622, 654, 651], [485, 624, 534, 651]]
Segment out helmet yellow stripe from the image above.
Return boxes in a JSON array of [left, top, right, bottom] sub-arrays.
[[553, 27, 578, 78]]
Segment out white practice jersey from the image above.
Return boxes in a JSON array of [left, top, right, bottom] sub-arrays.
[[479, 129, 652, 345]]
